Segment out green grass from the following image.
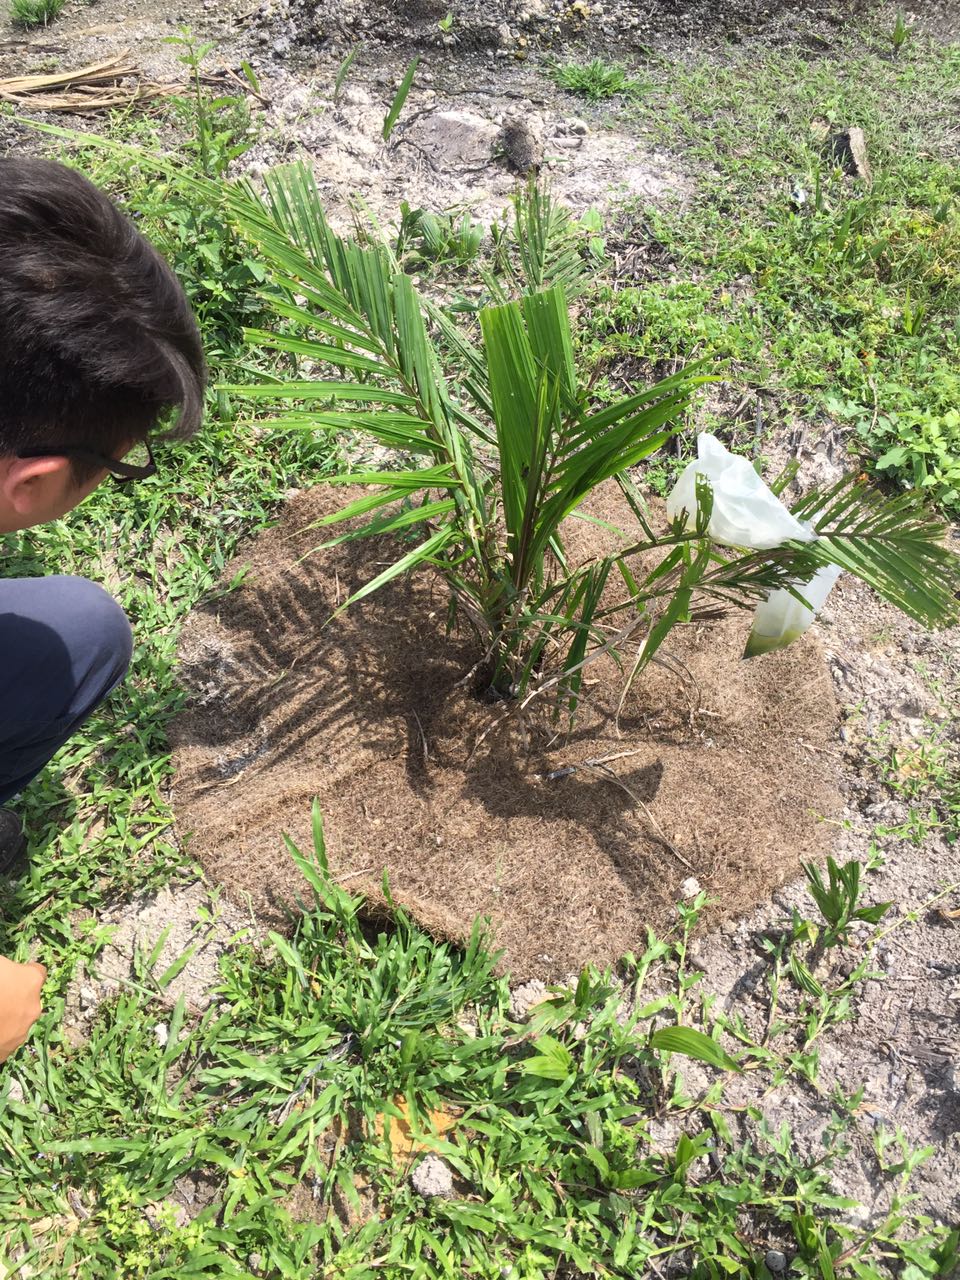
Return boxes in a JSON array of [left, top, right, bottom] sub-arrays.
[[10, 0, 64, 26], [580, 33, 960, 515], [548, 58, 648, 103], [1, 27, 959, 1276], [4, 810, 956, 1277]]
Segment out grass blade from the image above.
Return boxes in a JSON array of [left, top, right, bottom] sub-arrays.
[[383, 56, 419, 141], [334, 43, 362, 103], [650, 1027, 741, 1072]]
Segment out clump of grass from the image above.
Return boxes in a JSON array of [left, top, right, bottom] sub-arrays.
[[10, 0, 65, 28], [548, 57, 647, 102]]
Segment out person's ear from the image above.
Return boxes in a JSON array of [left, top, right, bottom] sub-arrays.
[[0, 456, 74, 517]]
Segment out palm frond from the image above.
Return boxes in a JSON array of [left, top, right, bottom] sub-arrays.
[[792, 478, 960, 627], [228, 162, 489, 537], [487, 180, 595, 300], [308, 497, 459, 554], [328, 524, 458, 618]]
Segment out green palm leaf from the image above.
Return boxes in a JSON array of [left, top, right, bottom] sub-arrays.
[[792, 478, 960, 627], [329, 524, 457, 618], [308, 497, 459, 553]]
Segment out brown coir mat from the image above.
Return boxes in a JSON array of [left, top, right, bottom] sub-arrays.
[[169, 482, 841, 980]]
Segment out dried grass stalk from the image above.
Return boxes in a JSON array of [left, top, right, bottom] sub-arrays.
[[0, 50, 178, 112]]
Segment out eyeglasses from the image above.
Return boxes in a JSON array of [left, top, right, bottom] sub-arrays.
[[16, 440, 157, 485]]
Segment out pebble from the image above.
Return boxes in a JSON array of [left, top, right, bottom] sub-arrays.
[[765, 1250, 787, 1273], [680, 876, 702, 899], [509, 979, 548, 1021], [6, 1079, 24, 1104], [411, 1153, 454, 1198], [62, 1024, 86, 1049]]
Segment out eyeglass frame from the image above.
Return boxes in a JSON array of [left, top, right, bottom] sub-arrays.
[[15, 442, 157, 485]]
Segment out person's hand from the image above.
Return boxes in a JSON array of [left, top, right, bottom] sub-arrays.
[[0, 955, 46, 1062]]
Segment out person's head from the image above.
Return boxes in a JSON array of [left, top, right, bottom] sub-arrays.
[[0, 157, 206, 533]]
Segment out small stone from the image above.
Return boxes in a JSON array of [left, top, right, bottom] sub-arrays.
[[410, 1153, 454, 1198], [509, 978, 548, 1021], [62, 1024, 86, 1049], [144, 1200, 190, 1232], [78, 985, 98, 1011], [153, 1022, 169, 1049], [826, 126, 873, 187], [765, 1250, 788, 1273], [680, 876, 701, 900], [6, 1079, 24, 1104]]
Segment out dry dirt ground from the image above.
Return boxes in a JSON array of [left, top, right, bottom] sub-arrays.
[[3, 0, 959, 1237]]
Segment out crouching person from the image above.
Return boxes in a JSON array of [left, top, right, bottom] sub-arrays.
[[0, 157, 205, 1061]]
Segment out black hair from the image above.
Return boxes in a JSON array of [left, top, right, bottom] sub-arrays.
[[0, 156, 206, 479]]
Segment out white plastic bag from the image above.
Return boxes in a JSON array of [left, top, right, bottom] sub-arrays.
[[744, 562, 842, 657], [665, 433, 843, 656], [666, 433, 814, 550]]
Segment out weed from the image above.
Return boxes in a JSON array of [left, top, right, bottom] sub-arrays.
[[10, 0, 63, 27], [890, 8, 910, 56], [165, 27, 258, 181], [868, 719, 960, 844], [801, 856, 892, 947], [548, 57, 647, 102], [865, 406, 960, 516], [383, 55, 419, 141], [334, 43, 362, 103], [395, 202, 485, 271]]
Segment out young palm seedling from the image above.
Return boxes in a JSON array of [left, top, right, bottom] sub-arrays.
[[226, 166, 960, 724]]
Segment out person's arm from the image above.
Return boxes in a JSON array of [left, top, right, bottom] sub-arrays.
[[0, 956, 46, 1062]]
